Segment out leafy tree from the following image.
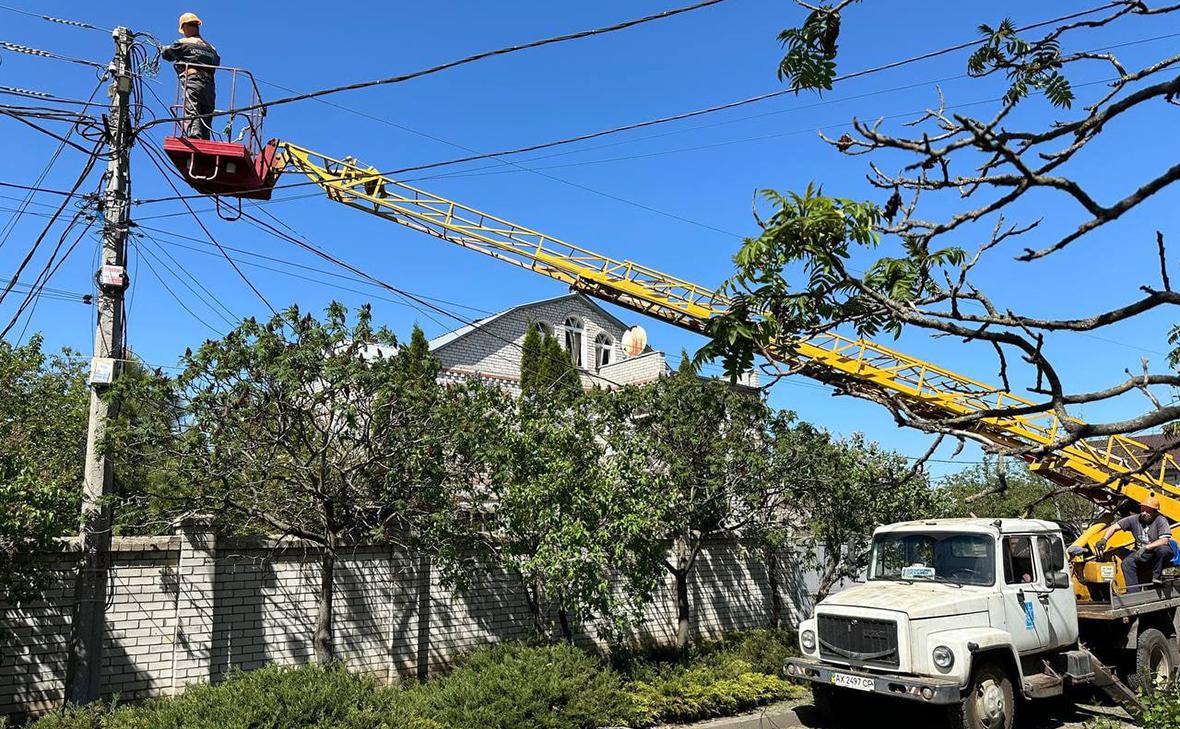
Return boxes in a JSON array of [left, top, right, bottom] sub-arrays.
[[149, 304, 470, 661], [939, 458, 1097, 538], [490, 326, 664, 641], [614, 358, 782, 651], [796, 434, 937, 601], [0, 337, 88, 603]]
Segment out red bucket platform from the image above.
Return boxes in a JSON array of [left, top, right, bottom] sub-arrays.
[[162, 136, 282, 200]]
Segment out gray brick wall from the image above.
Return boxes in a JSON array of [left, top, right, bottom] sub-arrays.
[[1, 529, 811, 718]]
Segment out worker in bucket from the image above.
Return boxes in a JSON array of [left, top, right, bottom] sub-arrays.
[[162, 12, 220, 140], [1096, 493, 1173, 588]]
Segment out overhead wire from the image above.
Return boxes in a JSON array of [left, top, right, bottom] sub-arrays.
[[136, 230, 240, 327], [140, 0, 734, 131], [0, 40, 105, 69], [133, 1, 1131, 207], [130, 236, 223, 336], [0, 3, 111, 33]]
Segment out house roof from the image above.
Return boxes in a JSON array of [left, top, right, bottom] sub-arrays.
[[427, 292, 630, 352]]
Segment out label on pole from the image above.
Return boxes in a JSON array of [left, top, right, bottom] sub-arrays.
[[89, 357, 115, 385]]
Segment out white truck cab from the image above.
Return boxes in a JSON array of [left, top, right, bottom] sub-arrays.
[[785, 518, 1155, 729]]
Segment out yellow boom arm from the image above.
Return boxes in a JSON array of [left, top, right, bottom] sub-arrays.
[[280, 141, 1180, 525]]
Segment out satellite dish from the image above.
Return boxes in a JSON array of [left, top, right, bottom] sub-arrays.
[[621, 326, 647, 357]]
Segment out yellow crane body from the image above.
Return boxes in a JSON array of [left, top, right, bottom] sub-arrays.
[[279, 141, 1180, 600]]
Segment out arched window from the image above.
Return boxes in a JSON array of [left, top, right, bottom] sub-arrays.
[[563, 316, 584, 368], [594, 333, 613, 367]]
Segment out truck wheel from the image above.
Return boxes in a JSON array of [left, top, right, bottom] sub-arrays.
[[949, 661, 1015, 729], [1129, 628, 1179, 693]]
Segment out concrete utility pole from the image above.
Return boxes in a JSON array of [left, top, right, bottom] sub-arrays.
[[65, 25, 133, 705]]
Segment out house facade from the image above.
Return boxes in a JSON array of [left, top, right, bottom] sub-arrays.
[[419, 292, 756, 394]]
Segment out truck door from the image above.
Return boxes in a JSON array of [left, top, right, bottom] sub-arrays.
[[1000, 535, 1051, 653], [1036, 533, 1080, 648]]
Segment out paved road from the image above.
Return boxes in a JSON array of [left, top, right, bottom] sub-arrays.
[[663, 694, 1135, 729]]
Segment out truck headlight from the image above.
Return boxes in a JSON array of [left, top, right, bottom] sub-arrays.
[[801, 630, 816, 652], [932, 645, 954, 670]]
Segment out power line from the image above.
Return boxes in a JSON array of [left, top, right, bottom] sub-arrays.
[[130, 237, 223, 336], [0, 40, 105, 68], [141, 0, 734, 130], [133, 2, 1128, 207], [136, 222, 493, 316], [137, 230, 240, 327], [0, 3, 110, 32]]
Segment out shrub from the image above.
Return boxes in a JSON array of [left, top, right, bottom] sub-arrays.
[[27, 665, 431, 729], [625, 652, 803, 726], [408, 642, 635, 729], [714, 627, 799, 676]]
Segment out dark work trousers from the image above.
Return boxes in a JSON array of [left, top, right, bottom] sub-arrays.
[[180, 73, 215, 139], [1122, 545, 1171, 588]]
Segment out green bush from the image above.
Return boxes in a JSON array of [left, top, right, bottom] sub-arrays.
[[625, 652, 803, 726], [1087, 683, 1180, 729], [27, 665, 431, 729], [714, 627, 799, 676], [408, 642, 635, 729]]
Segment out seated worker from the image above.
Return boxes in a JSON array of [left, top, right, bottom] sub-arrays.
[[162, 12, 220, 140], [1096, 494, 1173, 588]]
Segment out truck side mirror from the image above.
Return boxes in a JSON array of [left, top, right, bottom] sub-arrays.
[[1047, 570, 1071, 590]]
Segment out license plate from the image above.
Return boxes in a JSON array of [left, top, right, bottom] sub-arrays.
[[831, 672, 875, 691]]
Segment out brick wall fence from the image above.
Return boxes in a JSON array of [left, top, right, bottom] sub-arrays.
[[1, 520, 816, 718]]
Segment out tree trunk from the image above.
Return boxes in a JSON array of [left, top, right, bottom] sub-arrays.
[[557, 606, 573, 644], [521, 572, 547, 641], [313, 521, 337, 663], [674, 568, 691, 653], [765, 545, 783, 629]]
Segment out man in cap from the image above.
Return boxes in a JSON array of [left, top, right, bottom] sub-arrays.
[[162, 13, 220, 139], [1096, 493, 1173, 588]]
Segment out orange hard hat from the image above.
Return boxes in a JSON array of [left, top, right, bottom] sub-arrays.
[[178, 12, 202, 32], [1142, 493, 1162, 511]]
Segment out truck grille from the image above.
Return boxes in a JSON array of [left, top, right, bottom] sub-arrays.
[[817, 615, 899, 668]]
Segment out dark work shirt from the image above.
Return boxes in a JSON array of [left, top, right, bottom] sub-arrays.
[[1117, 514, 1171, 548], [162, 37, 220, 76]]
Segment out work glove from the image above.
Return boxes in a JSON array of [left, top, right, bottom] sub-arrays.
[[1095, 538, 1108, 554]]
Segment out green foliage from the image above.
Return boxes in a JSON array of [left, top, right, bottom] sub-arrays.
[[409, 642, 634, 729], [0, 336, 88, 603], [27, 663, 434, 729], [1086, 682, 1180, 729], [967, 19, 1074, 108], [697, 185, 965, 382], [712, 627, 800, 676], [939, 458, 1096, 536], [626, 652, 804, 726], [776, 6, 848, 91]]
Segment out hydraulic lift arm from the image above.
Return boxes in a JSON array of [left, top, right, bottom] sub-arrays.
[[279, 141, 1180, 544]]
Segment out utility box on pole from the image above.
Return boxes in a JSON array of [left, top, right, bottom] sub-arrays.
[[65, 25, 133, 705]]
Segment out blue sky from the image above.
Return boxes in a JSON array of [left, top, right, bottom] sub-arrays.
[[2, 1, 1178, 479]]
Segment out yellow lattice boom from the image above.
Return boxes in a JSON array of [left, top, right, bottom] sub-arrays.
[[281, 142, 1180, 522]]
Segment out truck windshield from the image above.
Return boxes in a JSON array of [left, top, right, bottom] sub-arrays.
[[869, 532, 995, 586]]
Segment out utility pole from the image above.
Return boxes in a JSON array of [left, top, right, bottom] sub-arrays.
[[66, 25, 133, 705]]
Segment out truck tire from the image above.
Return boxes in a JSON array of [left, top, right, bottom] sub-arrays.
[[949, 661, 1015, 729], [1129, 628, 1179, 693]]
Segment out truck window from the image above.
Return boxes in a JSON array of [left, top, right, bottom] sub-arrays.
[[869, 532, 995, 586], [1002, 536, 1037, 584], [1038, 535, 1065, 575]]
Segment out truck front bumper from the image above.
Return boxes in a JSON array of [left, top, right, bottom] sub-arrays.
[[785, 657, 962, 705]]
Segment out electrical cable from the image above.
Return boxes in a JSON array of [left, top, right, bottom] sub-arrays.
[[130, 237, 223, 335], [136, 232, 238, 329], [12, 211, 96, 342], [0, 137, 104, 307], [0, 180, 85, 197], [0, 3, 111, 33], [134, 2, 1131, 207], [136, 222, 492, 315], [0, 40, 105, 68], [140, 0, 734, 130]]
